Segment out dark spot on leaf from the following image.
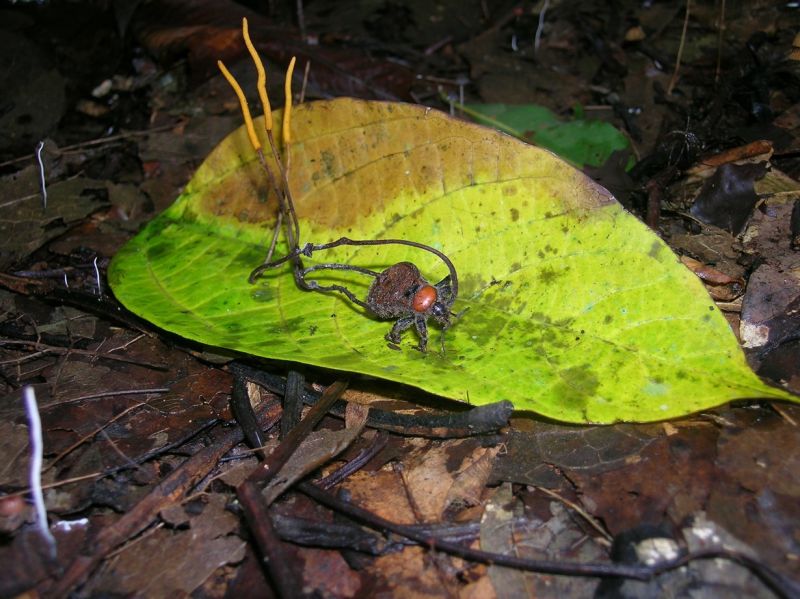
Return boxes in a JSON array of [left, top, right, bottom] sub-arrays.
[[250, 288, 273, 302], [553, 364, 599, 408], [538, 266, 563, 284], [648, 240, 662, 259], [320, 150, 336, 177], [603, 315, 613, 324], [282, 316, 305, 330], [510, 208, 519, 221], [147, 243, 171, 261], [309, 325, 317, 336], [143, 217, 171, 239]]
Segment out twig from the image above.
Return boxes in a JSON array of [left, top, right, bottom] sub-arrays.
[[0, 340, 166, 372], [5, 471, 110, 499], [23, 386, 58, 561], [0, 124, 176, 169], [232, 364, 513, 438], [715, 0, 725, 84], [316, 431, 389, 489], [234, 378, 347, 599], [299, 60, 311, 104], [106, 522, 164, 560], [298, 481, 800, 596], [98, 428, 139, 469], [533, 486, 612, 544], [107, 333, 146, 353], [41, 387, 170, 408], [296, 0, 306, 41], [667, 0, 691, 95], [43, 404, 281, 596], [46, 401, 151, 469]]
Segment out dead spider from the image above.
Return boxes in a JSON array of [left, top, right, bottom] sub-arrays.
[[220, 18, 462, 352], [251, 237, 459, 352]]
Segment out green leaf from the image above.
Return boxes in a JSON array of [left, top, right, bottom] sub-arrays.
[[109, 98, 797, 423], [459, 102, 629, 168]]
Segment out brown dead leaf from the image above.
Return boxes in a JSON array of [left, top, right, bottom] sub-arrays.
[[481, 483, 606, 598], [679, 256, 745, 301], [0, 170, 108, 271], [444, 446, 500, 516], [568, 425, 719, 535], [262, 403, 368, 505], [403, 439, 487, 521], [689, 140, 774, 177], [0, 421, 31, 489], [491, 423, 661, 488], [341, 469, 415, 524], [87, 493, 245, 596]]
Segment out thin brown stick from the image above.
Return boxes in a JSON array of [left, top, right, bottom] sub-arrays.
[[298, 481, 799, 596], [394, 463, 459, 599], [715, 0, 726, 83], [299, 60, 311, 104], [38, 387, 170, 410], [4, 471, 109, 498], [43, 405, 281, 596], [235, 379, 347, 599], [667, 0, 691, 95], [533, 486, 612, 544], [0, 124, 176, 169], [0, 339, 165, 370], [46, 401, 151, 468]]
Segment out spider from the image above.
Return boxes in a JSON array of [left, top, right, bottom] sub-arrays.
[[366, 261, 456, 352], [252, 237, 460, 353], [220, 18, 462, 353]]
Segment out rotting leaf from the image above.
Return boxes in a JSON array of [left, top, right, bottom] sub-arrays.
[[0, 169, 109, 271], [689, 162, 769, 235], [481, 483, 605, 598], [262, 403, 368, 505], [86, 493, 245, 596], [109, 99, 798, 423]]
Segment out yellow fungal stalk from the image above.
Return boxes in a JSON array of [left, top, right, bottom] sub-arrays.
[[242, 17, 273, 132], [218, 19, 296, 154], [217, 60, 261, 153], [283, 57, 296, 145]]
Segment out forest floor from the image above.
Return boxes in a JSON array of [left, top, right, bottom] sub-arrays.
[[1, 1, 799, 597]]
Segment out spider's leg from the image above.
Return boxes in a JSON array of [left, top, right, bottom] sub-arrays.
[[434, 275, 453, 304], [414, 313, 429, 352], [387, 316, 415, 344]]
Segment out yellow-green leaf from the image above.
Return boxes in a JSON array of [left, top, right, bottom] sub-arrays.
[[109, 99, 797, 423]]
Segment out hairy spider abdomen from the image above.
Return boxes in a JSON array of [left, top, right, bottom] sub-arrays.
[[365, 262, 425, 319]]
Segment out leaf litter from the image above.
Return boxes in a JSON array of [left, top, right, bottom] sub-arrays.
[[1, 1, 800, 597]]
